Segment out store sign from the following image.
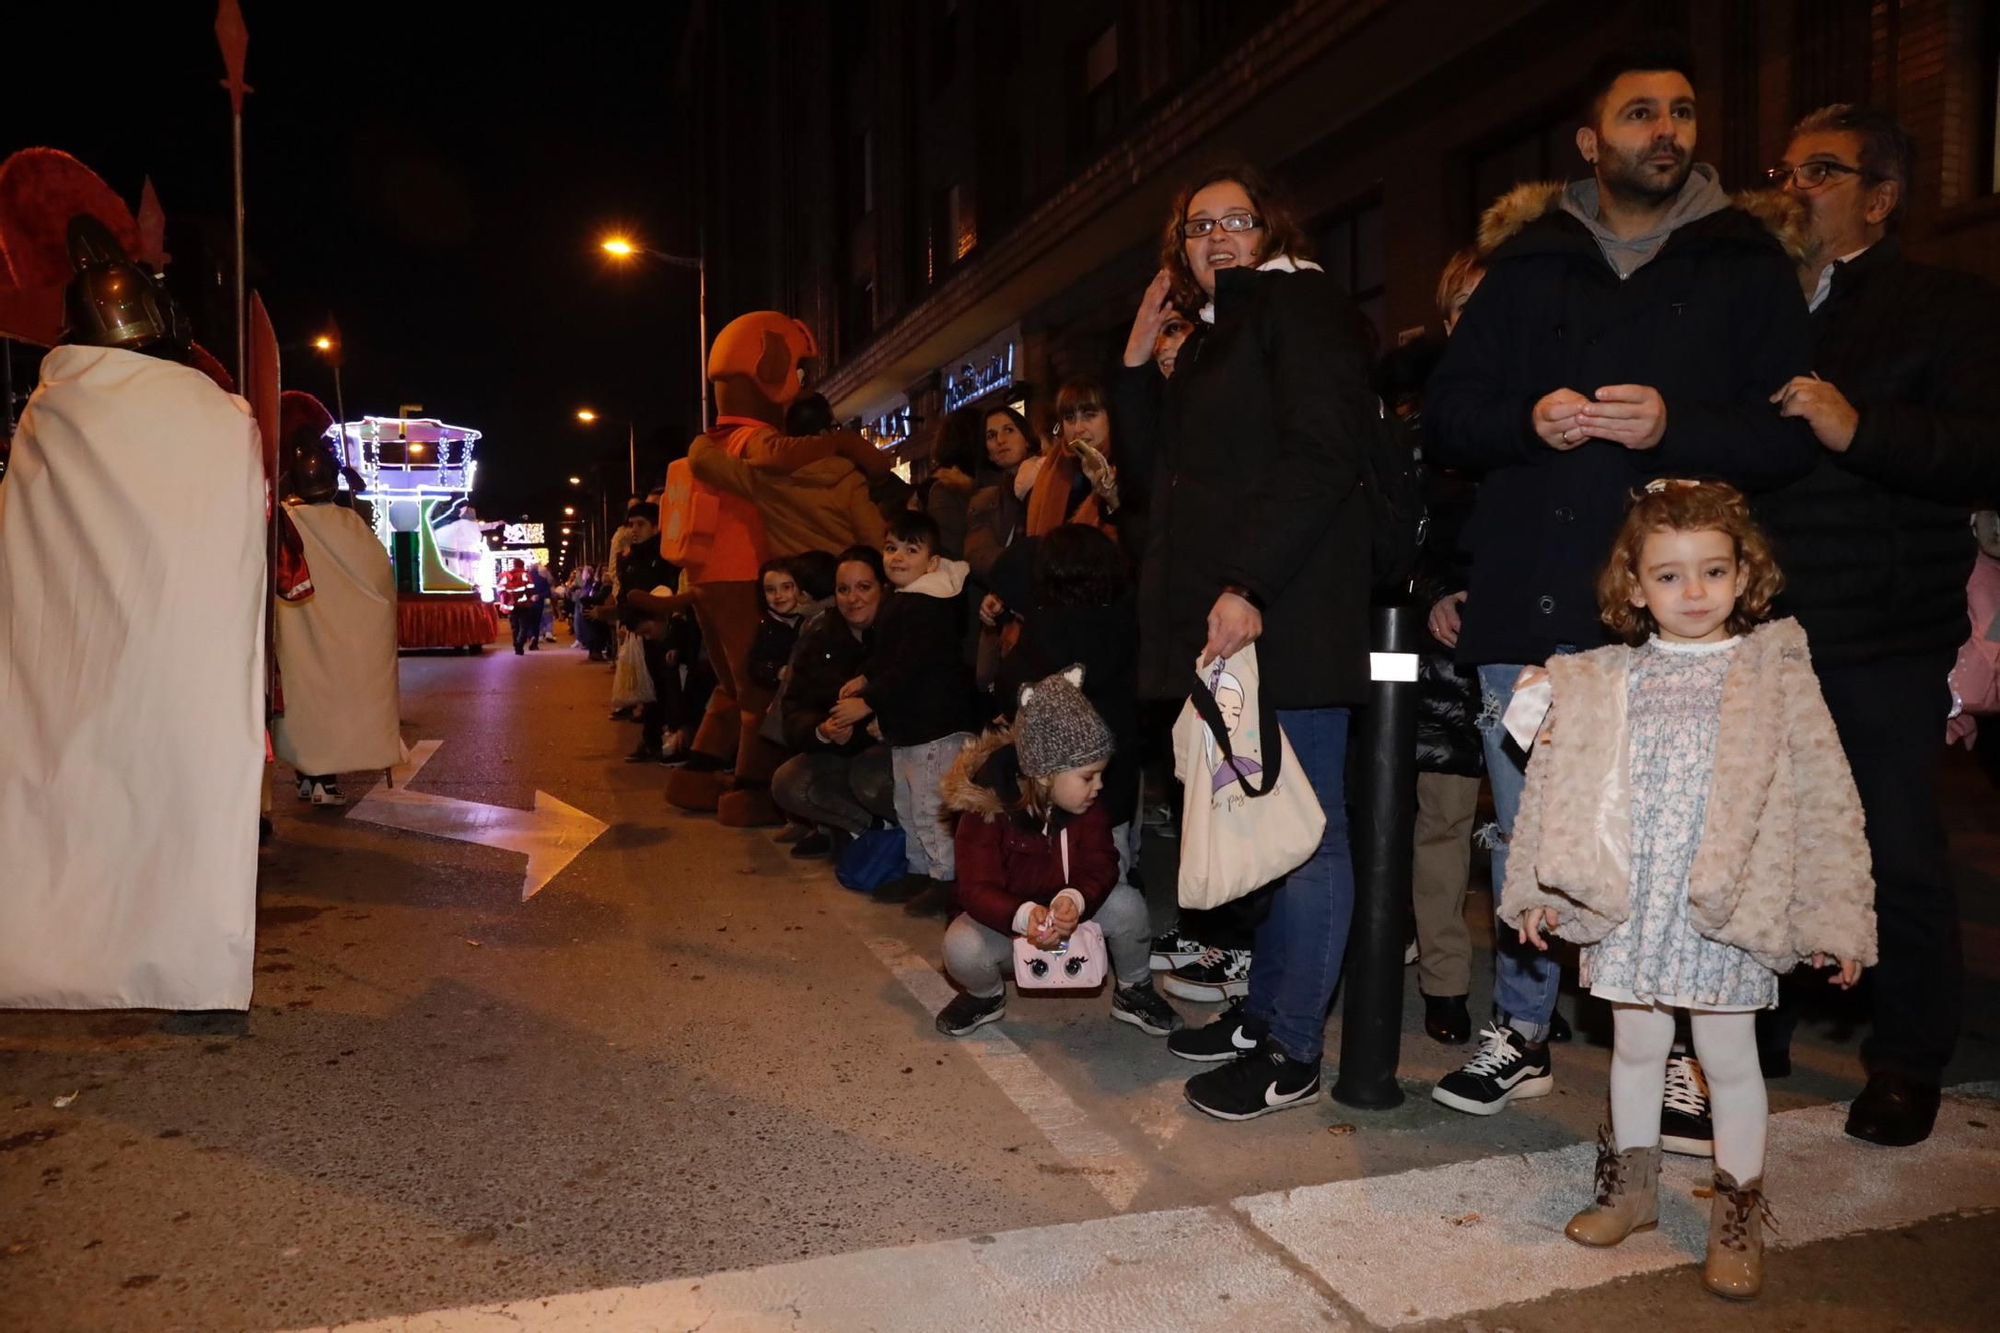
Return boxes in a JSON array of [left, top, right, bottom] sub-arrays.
[[943, 342, 1015, 412], [862, 403, 913, 451], [503, 523, 545, 545]]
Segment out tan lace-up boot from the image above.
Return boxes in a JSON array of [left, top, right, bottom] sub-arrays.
[[1564, 1128, 1661, 1246], [1703, 1168, 1772, 1299]]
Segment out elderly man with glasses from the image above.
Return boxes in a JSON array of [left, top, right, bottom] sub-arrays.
[[1756, 104, 2000, 1147]]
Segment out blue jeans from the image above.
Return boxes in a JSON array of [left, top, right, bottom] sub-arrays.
[[1476, 662, 1563, 1043], [1243, 707, 1355, 1064]]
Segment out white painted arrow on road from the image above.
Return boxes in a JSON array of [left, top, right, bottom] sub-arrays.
[[346, 741, 609, 900]]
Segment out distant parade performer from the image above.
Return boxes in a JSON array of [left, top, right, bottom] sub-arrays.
[[271, 391, 405, 807], [434, 501, 503, 593], [0, 216, 265, 1011]]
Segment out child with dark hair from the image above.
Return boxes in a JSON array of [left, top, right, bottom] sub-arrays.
[[748, 558, 807, 693], [785, 392, 837, 438], [827, 511, 981, 913]]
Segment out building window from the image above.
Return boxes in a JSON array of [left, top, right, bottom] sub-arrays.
[[947, 183, 977, 261], [1083, 25, 1119, 148], [1318, 198, 1386, 347]]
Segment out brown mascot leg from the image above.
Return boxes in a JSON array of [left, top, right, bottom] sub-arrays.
[[717, 677, 784, 827], [668, 580, 761, 812]]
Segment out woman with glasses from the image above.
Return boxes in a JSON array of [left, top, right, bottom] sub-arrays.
[[1114, 162, 1377, 1120]]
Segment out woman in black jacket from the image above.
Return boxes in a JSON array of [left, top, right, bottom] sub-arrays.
[[770, 547, 896, 857], [1115, 162, 1376, 1120]]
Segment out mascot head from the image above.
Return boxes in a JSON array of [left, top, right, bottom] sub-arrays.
[[708, 311, 817, 426]]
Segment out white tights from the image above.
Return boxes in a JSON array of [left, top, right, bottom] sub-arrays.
[[1611, 1002, 1767, 1181]]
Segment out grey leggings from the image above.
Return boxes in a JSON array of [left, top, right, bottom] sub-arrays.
[[943, 883, 1153, 998], [771, 746, 895, 834]]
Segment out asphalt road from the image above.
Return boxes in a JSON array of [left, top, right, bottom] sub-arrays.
[[3, 635, 1996, 1331]]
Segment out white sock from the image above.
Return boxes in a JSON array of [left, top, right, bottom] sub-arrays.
[[1690, 1008, 1768, 1181], [1609, 1002, 1677, 1152]]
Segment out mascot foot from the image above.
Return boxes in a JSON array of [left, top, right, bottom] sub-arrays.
[[665, 768, 728, 813], [716, 785, 782, 829]]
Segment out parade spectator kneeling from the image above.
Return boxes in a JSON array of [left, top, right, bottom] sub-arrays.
[[771, 547, 898, 856], [934, 668, 1181, 1039]]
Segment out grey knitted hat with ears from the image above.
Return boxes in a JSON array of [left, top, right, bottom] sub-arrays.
[[1016, 665, 1115, 778]]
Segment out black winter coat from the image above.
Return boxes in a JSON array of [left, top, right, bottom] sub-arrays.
[[1403, 409, 1485, 777], [862, 583, 982, 746], [987, 537, 1142, 827], [781, 611, 874, 754], [1114, 266, 1374, 708], [1428, 182, 1818, 667], [1754, 240, 2000, 666]]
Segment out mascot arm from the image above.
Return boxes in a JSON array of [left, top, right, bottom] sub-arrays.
[[689, 435, 760, 500]]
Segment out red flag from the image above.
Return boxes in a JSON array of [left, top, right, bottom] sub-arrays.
[[215, 0, 251, 114], [137, 177, 171, 270]]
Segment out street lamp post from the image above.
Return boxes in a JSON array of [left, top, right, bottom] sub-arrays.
[[312, 331, 347, 443], [601, 235, 709, 433], [575, 407, 638, 495]]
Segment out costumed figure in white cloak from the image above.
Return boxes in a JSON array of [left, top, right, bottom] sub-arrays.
[[272, 392, 405, 807], [433, 501, 502, 597], [0, 216, 265, 1011]]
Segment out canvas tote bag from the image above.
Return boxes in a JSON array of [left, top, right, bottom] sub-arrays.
[[1171, 646, 1325, 909]]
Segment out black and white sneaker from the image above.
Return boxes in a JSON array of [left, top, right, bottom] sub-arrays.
[[1111, 980, 1183, 1036], [1431, 1023, 1554, 1116], [935, 991, 1005, 1036], [1166, 998, 1266, 1062], [1149, 930, 1209, 973], [1185, 1043, 1322, 1120], [1661, 1050, 1715, 1157], [308, 780, 346, 808], [1162, 946, 1253, 1002]]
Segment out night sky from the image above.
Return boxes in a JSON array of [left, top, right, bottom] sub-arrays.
[[4, 1, 696, 529]]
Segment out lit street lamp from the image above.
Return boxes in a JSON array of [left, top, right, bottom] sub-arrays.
[[600, 233, 709, 432], [311, 325, 347, 442], [574, 405, 636, 494]]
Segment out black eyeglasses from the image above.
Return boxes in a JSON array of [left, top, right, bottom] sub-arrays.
[[1766, 161, 1864, 189], [1180, 213, 1263, 239]]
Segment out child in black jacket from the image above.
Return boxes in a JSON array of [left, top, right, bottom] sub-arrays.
[[828, 513, 980, 913]]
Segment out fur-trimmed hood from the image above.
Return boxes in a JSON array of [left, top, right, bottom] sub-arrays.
[[941, 726, 1016, 820], [1475, 176, 1809, 265], [1499, 618, 1876, 973]]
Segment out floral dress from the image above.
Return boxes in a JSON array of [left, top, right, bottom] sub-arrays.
[[1582, 636, 1777, 1012]]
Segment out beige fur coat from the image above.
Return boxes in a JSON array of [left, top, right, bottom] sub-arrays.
[[1501, 619, 1877, 973]]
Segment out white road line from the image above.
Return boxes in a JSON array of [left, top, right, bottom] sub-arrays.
[[861, 933, 1150, 1212], [302, 1085, 2000, 1333]]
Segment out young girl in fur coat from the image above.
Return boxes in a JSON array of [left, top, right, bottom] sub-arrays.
[[1503, 480, 1874, 1301]]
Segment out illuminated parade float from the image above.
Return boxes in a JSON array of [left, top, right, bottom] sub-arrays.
[[337, 414, 501, 651]]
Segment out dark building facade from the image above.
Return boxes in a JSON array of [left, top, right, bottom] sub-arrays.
[[684, 0, 2000, 459]]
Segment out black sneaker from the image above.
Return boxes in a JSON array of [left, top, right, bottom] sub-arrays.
[[1166, 998, 1267, 1063], [1661, 1051, 1715, 1157], [1149, 930, 1209, 973], [789, 831, 832, 859], [1162, 945, 1252, 1002], [936, 990, 1005, 1036], [1111, 979, 1183, 1036], [1431, 1023, 1554, 1116], [873, 873, 931, 904], [1185, 1043, 1321, 1120], [902, 879, 955, 918], [1550, 1009, 1574, 1043], [625, 746, 663, 764]]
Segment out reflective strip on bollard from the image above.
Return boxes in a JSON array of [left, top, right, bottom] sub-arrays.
[[1369, 651, 1419, 682]]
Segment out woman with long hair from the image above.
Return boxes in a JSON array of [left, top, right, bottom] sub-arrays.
[[1116, 161, 1377, 1121]]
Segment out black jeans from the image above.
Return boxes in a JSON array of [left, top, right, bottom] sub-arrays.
[[1818, 651, 1961, 1082], [511, 605, 541, 651]]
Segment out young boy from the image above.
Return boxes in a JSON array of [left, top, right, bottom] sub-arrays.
[[828, 512, 980, 914]]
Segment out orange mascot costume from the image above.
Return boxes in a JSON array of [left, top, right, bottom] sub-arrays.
[[661, 311, 882, 824]]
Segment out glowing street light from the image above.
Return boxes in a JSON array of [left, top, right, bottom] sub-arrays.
[[313, 335, 333, 352], [568, 475, 582, 485], [601, 236, 637, 258], [564, 506, 576, 516], [575, 408, 599, 423]]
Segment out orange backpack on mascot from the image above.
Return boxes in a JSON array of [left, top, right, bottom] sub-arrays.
[[659, 425, 767, 580]]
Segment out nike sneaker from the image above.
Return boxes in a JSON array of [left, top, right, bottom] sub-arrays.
[[1184, 1043, 1322, 1121], [1166, 998, 1266, 1063]]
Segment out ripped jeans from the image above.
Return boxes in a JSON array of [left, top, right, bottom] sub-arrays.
[[1476, 658, 1567, 1044]]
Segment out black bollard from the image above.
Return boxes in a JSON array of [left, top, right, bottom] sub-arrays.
[[1332, 602, 1420, 1109]]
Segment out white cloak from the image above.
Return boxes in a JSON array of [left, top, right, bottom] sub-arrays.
[[273, 502, 404, 776], [0, 345, 266, 1010]]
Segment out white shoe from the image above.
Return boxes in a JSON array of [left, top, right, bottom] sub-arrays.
[[295, 777, 314, 802], [309, 781, 347, 808]]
